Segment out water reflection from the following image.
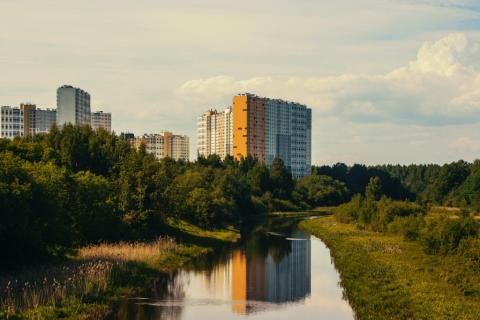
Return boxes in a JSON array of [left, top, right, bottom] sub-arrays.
[[232, 232, 311, 314], [114, 220, 353, 320]]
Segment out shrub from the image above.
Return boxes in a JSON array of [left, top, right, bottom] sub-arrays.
[[335, 194, 362, 223], [371, 198, 426, 232], [388, 215, 425, 241], [421, 216, 479, 255], [457, 238, 480, 272]]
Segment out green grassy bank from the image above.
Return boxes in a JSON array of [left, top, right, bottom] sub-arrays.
[[299, 216, 480, 320], [1, 220, 238, 320]]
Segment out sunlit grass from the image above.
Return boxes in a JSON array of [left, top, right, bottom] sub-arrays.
[[0, 237, 176, 316], [78, 237, 176, 264], [300, 216, 480, 320]]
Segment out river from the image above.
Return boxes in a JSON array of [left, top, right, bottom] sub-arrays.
[[114, 217, 355, 319]]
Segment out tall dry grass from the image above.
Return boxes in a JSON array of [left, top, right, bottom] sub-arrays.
[[78, 237, 176, 263], [0, 237, 176, 315]]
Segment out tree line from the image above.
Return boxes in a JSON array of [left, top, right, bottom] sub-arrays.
[[313, 160, 480, 210]]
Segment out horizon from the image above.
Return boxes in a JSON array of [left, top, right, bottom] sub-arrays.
[[1, 0, 480, 165]]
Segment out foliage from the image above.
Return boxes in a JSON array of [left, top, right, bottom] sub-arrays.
[[334, 192, 479, 258], [293, 175, 349, 208], [314, 160, 480, 209], [312, 163, 412, 200], [421, 216, 479, 255], [0, 127, 305, 268]]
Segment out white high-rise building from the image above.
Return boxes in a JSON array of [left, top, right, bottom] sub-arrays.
[[56, 85, 91, 126], [91, 111, 111, 132], [133, 131, 189, 161], [0, 106, 24, 139], [197, 107, 233, 159]]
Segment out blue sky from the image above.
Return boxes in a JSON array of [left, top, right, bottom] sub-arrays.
[[1, 0, 480, 164]]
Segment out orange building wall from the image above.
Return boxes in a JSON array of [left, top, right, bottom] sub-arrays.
[[249, 97, 266, 162], [232, 95, 248, 160], [231, 250, 247, 314]]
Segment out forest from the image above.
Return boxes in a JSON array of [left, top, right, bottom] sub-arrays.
[[314, 160, 480, 210]]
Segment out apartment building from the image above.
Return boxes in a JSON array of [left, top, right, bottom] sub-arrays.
[[57, 85, 91, 126], [35, 108, 57, 134], [133, 131, 189, 161], [19, 103, 57, 135], [232, 93, 312, 178], [197, 107, 233, 159], [91, 111, 111, 132], [0, 106, 24, 139]]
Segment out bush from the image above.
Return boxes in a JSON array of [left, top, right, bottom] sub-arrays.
[[457, 238, 480, 272], [421, 216, 479, 255], [371, 198, 426, 232], [335, 194, 362, 223], [388, 215, 425, 241]]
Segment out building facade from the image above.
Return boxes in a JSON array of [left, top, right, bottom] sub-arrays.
[[197, 107, 233, 159], [91, 111, 111, 132], [133, 132, 189, 161], [57, 85, 91, 126], [20, 103, 36, 136], [232, 93, 312, 178], [35, 108, 57, 134], [0, 106, 24, 139], [19, 103, 57, 135]]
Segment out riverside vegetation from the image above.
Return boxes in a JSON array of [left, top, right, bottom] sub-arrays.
[[2, 126, 480, 319], [300, 176, 480, 320]]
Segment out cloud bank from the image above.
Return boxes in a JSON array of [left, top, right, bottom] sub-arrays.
[[177, 33, 480, 126]]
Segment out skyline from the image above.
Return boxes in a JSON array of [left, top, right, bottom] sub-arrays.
[[1, 0, 480, 165]]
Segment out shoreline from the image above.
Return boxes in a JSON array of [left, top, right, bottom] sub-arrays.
[[299, 216, 480, 320], [1, 220, 239, 320]]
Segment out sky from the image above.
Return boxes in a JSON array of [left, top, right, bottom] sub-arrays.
[[1, 0, 480, 165]]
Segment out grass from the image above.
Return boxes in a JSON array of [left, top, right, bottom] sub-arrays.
[[0, 221, 238, 319], [300, 216, 480, 320]]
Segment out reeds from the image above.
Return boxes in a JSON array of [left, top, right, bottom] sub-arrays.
[[78, 237, 176, 263], [0, 237, 176, 315]]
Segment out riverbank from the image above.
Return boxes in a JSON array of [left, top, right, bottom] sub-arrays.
[[299, 216, 480, 320], [0, 220, 238, 320]]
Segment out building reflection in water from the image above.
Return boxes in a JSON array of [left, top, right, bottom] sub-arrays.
[[232, 232, 311, 314], [115, 231, 312, 319]]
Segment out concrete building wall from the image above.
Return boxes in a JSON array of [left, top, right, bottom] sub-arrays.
[[91, 111, 111, 132], [57, 85, 91, 126], [197, 108, 232, 159], [20, 103, 36, 137], [134, 132, 189, 161], [35, 108, 56, 134], [0, 106, 24, 139]]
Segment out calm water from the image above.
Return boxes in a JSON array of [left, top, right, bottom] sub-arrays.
[[114, 218, 354, 320]]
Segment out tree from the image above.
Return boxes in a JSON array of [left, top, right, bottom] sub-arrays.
[[365, 176, 382, 201], [293, 175, 349, 208], [269, 157, 293, 199]]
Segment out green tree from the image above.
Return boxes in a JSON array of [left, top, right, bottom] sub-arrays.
[[269, 157, 293, 199], [293, 175, 349, 208], [365, 176, 382, 201]]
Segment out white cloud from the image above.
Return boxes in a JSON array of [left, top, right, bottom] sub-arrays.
[[176, 33, 480, 126]]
